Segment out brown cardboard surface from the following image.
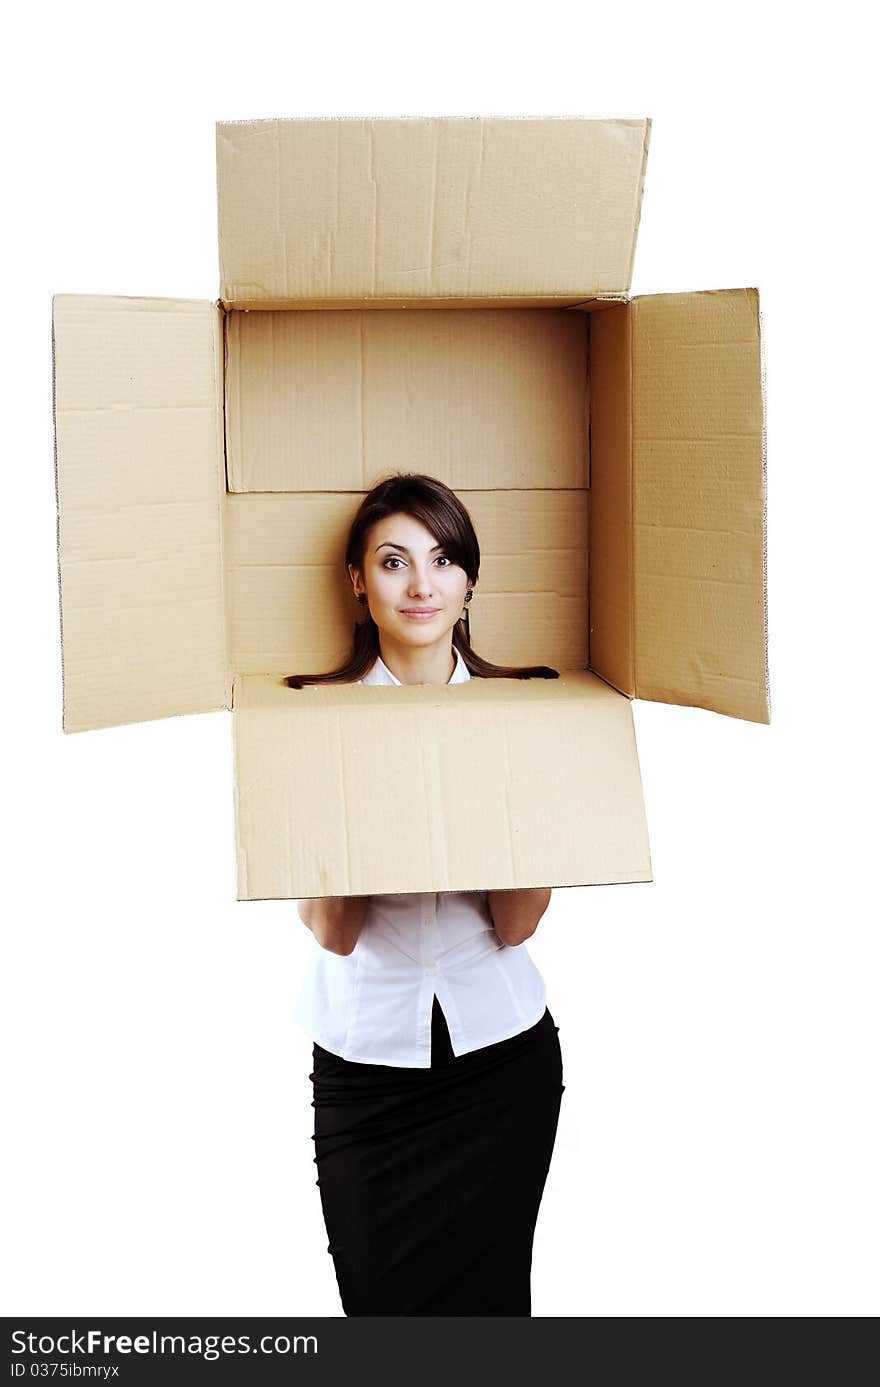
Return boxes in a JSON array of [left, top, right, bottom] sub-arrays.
[[589, 300, 634, 697], [225, 307, 589, 492], [586, 289, 769, 721], [224, 489, 589, 677], [216, 116, 651, 305], [231, 670, 652, 899], [51, 117, 770, 898], [52, 295, 229, 732], [219, 294, 627, 311], [631, 289, 769, 723]]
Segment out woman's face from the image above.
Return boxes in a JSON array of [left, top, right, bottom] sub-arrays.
[[350, 512, 471, 651]]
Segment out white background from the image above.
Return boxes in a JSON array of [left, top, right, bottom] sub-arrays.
[[2, 0, 877, 1318]]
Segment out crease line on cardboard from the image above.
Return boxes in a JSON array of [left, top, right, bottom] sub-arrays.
[[50, 298, 68, 734], [636, 572, 761, 588], [60, 404, 214, 416], [756, 289, 771, 722], [217, 114, 647, 127], [635, 432, 761, 441], [625, 119, 652, 294], [469, 122, 486, 296], [368, 126, 378, 296], [683, 672, 762, 688], [585, 317, 592, 672], [625, 705, 652, 880], [427, 122, 439, 291], [272, 121, 290, 301], [628, 302, 636, 699], [231, 706, 246, 896], [359, 315, 366, 487], [633, 522, 760, 539], [502, 712, 517, 881], [588, 666, 633, 702], [334, 709, 356, 893], [213, 304, 234, 710]]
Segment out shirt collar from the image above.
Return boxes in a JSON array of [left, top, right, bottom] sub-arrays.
[[360, 646, 470, 686]]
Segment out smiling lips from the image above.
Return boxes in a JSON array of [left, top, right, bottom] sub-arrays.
[[400, 608, 440, 620]]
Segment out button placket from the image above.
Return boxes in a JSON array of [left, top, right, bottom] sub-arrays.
[[422, 891, 436, 976]]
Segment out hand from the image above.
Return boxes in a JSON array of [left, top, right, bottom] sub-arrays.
[[487, 888, 551, 946], [297, 897, 368, 955]]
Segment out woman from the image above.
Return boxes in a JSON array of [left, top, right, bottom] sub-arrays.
[[285, 472, 566, 1316]]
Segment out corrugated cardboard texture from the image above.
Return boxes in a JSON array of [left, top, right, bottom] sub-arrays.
[[630, 288, 769, 723], [219, 295, 621, 311], [224, 490, 589, 677], [216, 117, 651, 304], [225, 307, 589, 492], [232, 670, 651, 899], [588, 301, 634, 697], [52, 296, 229, 732], [50, 114, 772, 899]]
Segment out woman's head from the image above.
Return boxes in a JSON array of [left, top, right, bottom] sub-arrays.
[[346, 476, 475, 662], [283, 472, 559, 687]]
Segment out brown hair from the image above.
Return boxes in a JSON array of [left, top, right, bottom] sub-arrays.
[[282, 472, 559, 688]]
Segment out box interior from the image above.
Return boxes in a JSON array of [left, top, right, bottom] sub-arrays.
[[221, 286, 768, 729], [223, 300, 607, 685]]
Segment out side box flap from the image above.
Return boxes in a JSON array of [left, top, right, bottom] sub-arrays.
[[630, 288, 769, 723], [216, 116, 652, 305], [52, 295, 229, 733], [231, 670, 652, 899]]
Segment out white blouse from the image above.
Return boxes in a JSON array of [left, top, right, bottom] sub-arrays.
[[292, 647, 548, 1067]]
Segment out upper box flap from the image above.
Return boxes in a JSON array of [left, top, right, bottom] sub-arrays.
[[52, 295, 229, 733], [630, 288, 769, 723], [216, 116, 651, 305], [231, 669, 652, 899]]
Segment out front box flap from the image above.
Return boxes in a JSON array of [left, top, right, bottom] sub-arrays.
[[52, 295, 229, 733], [630, 288, 769, 723], [231, 670, 652, 900], [216, 116, 651, 305]]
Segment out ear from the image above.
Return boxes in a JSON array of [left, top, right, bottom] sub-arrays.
[[347, 562, 362, 598]]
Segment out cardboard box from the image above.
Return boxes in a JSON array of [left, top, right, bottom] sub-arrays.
[[51, 116, 769, 900]]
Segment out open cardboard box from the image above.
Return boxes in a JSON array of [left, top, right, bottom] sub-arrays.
[[51, 116, 769, 900]]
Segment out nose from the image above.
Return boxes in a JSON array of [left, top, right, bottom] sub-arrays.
[[407, 564, 434, 598]]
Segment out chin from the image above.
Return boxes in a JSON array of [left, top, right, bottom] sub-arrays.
[[394, 618, 449, 641]]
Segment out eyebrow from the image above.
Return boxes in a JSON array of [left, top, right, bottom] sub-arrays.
[[374, 542, 444, 555]]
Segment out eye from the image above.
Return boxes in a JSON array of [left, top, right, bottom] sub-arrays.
[[382, 554, 453, 569]]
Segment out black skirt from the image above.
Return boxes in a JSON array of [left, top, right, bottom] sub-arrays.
[[309, 994, 565, 1316]]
